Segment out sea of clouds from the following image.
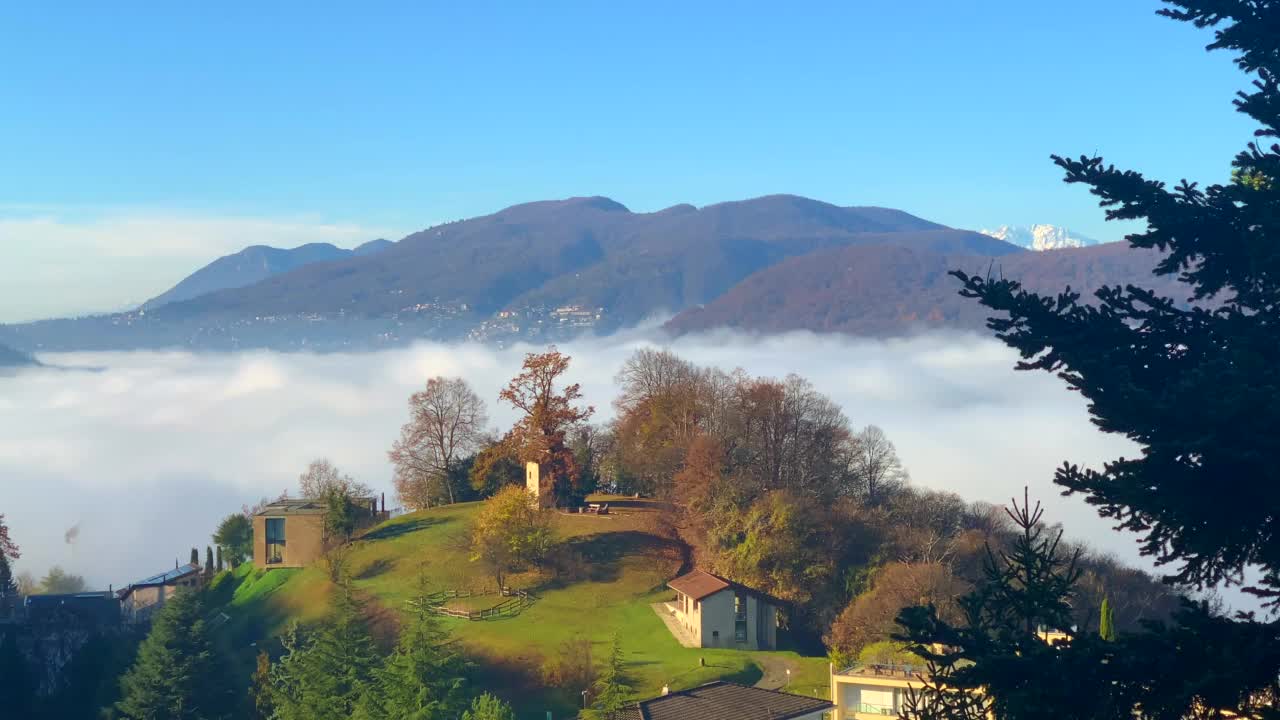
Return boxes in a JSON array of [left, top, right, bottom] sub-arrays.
[[0, 330, 1164, 598]]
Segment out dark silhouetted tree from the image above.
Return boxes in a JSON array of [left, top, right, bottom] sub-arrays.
[[116, 590, 235, 719], [911, 5, 1280, 710]]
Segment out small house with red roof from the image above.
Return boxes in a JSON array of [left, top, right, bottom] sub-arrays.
[[665, 569, 781, 650]]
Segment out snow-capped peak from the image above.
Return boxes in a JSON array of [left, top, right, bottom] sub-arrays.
[[979, 224, 1100, 251]]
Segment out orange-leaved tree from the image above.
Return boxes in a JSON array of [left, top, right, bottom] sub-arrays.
[[498, 348, 594, 507]]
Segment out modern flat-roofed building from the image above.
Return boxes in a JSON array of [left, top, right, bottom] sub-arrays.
[[830, 662, 925, 719], [253, 496, 387, 569], [664, 569, 781, 650]]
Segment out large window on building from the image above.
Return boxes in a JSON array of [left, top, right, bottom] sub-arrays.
[[265, 518, 286, 564]]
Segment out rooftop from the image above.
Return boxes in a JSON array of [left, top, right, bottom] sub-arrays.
[[835, 662, 927, 681], [255, 498, 329, 516], [618, 682, 834, 720], [255, 496, 381, 516], [126, 563, 201, 589], [668, 569, 731, 600], [667, 569, 788, 607]]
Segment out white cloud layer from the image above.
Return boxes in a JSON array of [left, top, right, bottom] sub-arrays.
[[0, 211, 398, 322], [0, 332, 1221, 605]]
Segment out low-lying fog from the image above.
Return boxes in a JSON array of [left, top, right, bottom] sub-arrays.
[[0, 330, 1184, 601]]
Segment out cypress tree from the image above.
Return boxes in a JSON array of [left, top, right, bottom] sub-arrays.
[[115, 590, 235, 720], [189, 547, 199, 567], [205, 546, 214, 575], [215, 545, 224, 573], [1099, 597, 1116, 641], [270, 585, 382, 720], [354, 586, 468, 720]]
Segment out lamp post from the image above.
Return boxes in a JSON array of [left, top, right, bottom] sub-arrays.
[[582, 690, 589, 710]]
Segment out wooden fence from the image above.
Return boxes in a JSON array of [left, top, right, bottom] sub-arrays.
[[412, 587, 535, 621]]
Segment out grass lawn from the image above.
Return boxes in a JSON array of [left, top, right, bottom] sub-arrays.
[[209, 498, 830, 718]]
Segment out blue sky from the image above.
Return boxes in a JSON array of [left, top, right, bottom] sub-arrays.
[[0, 0, 1256, 320]]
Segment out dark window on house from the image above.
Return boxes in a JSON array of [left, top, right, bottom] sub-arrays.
[[266, 518, 286, 564], [735, 591, 748, 643]]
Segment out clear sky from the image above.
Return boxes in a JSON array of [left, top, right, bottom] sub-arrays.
[[0, 0, 1256, 321]]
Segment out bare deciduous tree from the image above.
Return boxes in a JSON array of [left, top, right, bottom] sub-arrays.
[[298, 459, 370, 500], [847, 425, 909, 504], [389, 376, 488, 509]]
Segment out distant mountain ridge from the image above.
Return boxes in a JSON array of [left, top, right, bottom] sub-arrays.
[[979, 224, 1100, 250], [0, 342, 35, 367], [147, 194, 1018, 329], [665, 242, 1176, 336], [0, 194, 1168, 352], [139, 238, 393, 311]]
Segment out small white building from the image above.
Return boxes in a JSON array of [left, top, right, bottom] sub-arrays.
[[666, 569, 780, 650]]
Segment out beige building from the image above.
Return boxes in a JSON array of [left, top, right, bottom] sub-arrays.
[[830, 662, 925, 719], [252, 497, 386, 570], [665, 569, 780, 650], [118, 563, 203, 623]]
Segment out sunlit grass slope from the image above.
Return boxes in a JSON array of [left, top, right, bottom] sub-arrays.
[[211, 497, 829, 717]]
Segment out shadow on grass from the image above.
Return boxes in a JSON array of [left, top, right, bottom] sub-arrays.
[[542, 531, 676, 590], [355, 557, 396, 580], [361, 516, 443, 541]]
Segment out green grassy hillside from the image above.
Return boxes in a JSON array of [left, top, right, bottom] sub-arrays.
[[209, 498, 829, 717]]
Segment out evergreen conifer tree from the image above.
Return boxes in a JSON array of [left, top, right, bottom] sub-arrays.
[[205, 546, 214, 575], [190, 547, 199, 567], [115, 590, 235, 720], [354, 584, 469, 720], [249, 650, 275, 720], [898, 2, 1280, 716], [216, 545, 224, 573], [270, 585, 382, 720], [584, 634, 631, 720], [0, 552, 19, 617], [461, 693, 516, 720]]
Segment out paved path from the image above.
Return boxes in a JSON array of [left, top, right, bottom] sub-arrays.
[[650, 602, 699, 648], [754, 654, 799, 690]]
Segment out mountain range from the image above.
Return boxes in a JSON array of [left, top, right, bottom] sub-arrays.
[[0, 195, 1171, 352], [979, 224, 1100, 250], [0, 342, 35, 367], [140, 239, 393, 311]]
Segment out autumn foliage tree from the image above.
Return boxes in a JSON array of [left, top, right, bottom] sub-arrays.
[[390, 376, 488, 509], [499, 348, 594, 507], [470, 485, 553, 589]]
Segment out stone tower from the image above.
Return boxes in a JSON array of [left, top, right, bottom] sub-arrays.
[[525, 461, 555, 508]]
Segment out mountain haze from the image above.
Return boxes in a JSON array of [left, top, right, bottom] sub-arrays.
[[665, 242, 1178, 336], [0, 194, 1175, 351], [140, 239, 394, 311], [151, 195, 1019, 327]]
